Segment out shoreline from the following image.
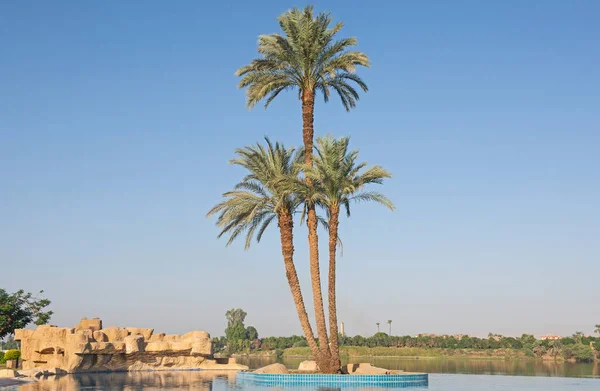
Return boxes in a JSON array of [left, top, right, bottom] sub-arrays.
[[0, 378, 34, 387], [235, 354, 528, 361]]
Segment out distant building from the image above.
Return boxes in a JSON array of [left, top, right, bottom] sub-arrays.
[[340, 322, 345, 337], [416, 334, 466, 340], [540, 335, 561, 340]]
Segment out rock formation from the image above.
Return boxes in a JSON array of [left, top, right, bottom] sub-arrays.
[[253, 363, 288, 374], [14, 317, 247, 374]]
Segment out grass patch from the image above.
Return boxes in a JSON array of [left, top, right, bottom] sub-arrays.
[[283, 346, 526, 359]]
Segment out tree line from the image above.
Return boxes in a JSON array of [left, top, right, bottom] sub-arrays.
[[213, 311, 599, 363]]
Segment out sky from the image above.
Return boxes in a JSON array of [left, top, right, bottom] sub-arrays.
[[1, 0, 599, 339]]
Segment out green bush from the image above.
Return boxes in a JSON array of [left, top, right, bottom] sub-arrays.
[[561, 344, 594, 363], [0, 351, 5, 364], [523, 347, 535, 357], [4, 350, 20, 361], [292, 340, 308, 348]]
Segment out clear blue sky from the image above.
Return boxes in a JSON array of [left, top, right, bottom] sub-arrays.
[[2, 0, 598, 338]]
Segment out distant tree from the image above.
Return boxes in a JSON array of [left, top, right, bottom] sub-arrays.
[[225, 322, 248, 343], [225, 308, 247, 327], [572, 332, 585, 344], [0, 289, 53, 339], [519, 334, 536, 348], [224, 308, 250, 352], [376, 322, 380, 333], [212, 336, 228, 353], [246, 326, 259, 341], [293, 339, 308, 348], [387, 320, 392, 336], [0, 335, 19, 350], [594, 324, 600, 336], [561, 336, 576, 346]]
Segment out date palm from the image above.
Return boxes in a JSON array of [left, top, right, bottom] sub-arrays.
[[284, 135, 394, 369], [388, 320, 393, 336], [206, 138, 322, 364], [311, 136, 394, 369], [236, 6, 370, 372], [595, 324, 600, 336]]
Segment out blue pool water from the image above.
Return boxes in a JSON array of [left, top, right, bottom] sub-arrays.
[[2, 371, 599, 391]]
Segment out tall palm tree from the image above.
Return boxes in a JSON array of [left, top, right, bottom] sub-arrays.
[[289, 135, 394, 368], [388, 320, 393, 336], [376, 323, 380, 333], [595, 324, 600, 336], [206, 138, 323, 365], [236, 7, 370, 370]]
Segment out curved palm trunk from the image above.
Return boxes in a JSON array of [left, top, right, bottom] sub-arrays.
[[327, 206, 341, 371], [277, 211, 321, 362], [302, 88, 332, 373]]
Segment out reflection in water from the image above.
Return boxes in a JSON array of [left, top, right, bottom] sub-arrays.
[[16, 370, 237, 391], [237, 356, 600, 379], [9, 372, 600, 391]]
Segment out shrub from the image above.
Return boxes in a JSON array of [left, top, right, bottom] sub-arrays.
[[0, 351, 5, 364], [293, 340, 308, 348], [523, 347, 535, 357], [561, 344, 594, 363], [4, 350, 20, 361]]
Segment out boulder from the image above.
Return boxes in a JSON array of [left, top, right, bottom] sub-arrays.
[[350, 363, 392, 375], [93, 331, 108, 342], [199, 359, 249, 371], [149, 333, 166, 342], [76, 317, 102, 332], [124, 335, 145, 354], [253, 363, 289, 374], [298, 360, 319, 372], [126, 327, 153, 340], [101, 326, 129, 341]]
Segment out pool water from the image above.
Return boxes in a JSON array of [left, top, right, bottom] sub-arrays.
[[2, 371, 599, 391]]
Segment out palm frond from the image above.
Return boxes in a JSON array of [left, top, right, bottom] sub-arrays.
[[236, 5, 369, 111], [207, 138, 302, 249]]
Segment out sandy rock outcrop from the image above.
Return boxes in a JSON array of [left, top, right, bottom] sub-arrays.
[[253, 363, 289, 374], [298, 360, 319, 372], [15, 317, 248, 374], [344, 363, 400, 375], [0, 369, 17, 378]]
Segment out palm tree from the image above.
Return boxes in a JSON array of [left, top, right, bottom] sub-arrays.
[[293, 135, 394, 369], [236, 7, 370, 371], [206, 138, 323, 365], [376, 322, 380, 333], [595, 324, 600, 336], [388, 320, 393, 336]]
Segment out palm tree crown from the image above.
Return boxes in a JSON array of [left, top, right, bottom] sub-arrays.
[[236, 5, 370, 111], [302, 135, 395, 214], [206, 138, 302, 249]]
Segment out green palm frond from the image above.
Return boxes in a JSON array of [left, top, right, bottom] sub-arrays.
[[207, 137, 301, 250], [236, 5, 370, 110], [307, 134, 395, 215]]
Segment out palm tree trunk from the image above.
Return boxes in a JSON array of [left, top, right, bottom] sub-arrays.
[[327, 206, 341, 371], [277, 211, 322, 363], [302, 88, 332, 372]]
